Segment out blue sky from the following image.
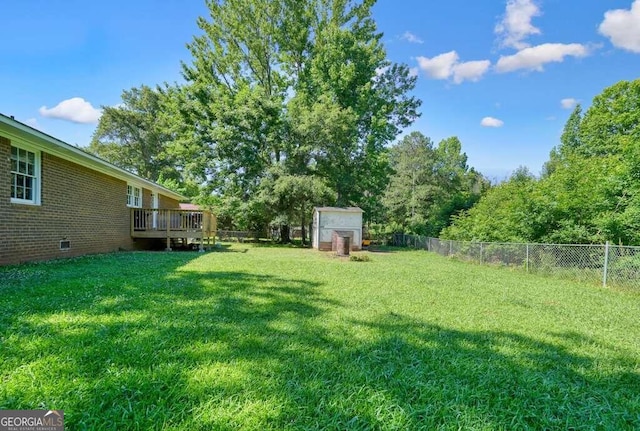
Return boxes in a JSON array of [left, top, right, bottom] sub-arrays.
[[1, 0, 639, 181]]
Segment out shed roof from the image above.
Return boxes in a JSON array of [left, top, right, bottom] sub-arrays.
[[314, 206, 363, 213], [0, 113, 186, 201]]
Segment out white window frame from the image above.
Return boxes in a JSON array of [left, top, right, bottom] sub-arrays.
[[10, 142, 41, 205], [127, 184, 142, 208]]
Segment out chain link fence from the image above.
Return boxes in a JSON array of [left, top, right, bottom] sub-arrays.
[[217, 230, 262, 242], [391, 234, 640, 288]]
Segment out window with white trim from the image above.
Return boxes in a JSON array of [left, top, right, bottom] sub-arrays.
[[10, 144, 41, 205], [127, 184, 142, 207]]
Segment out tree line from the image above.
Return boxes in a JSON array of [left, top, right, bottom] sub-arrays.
[[90, 0, 421, 241], [444, 79, 640, 245], [88, 0, 640, 245]]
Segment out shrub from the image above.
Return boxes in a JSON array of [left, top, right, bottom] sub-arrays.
[[349, 254, 371, 262]]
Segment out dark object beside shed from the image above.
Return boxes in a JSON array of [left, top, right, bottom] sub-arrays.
[[332, 230, 353, 256]]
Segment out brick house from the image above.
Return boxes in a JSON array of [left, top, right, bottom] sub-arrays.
[[1, 114, 215, 266]]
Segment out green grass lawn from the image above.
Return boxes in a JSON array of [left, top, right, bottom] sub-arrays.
[[1, 245, 639, 430]]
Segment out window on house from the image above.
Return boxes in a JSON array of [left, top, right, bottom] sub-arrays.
[[10, 144, 40, 205], [127, 184, 142, 207]]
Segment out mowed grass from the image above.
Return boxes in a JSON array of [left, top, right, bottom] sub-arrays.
[[1, 245, 639, 430]]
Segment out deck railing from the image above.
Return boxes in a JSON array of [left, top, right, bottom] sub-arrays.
[[130, 208, 216, 249]]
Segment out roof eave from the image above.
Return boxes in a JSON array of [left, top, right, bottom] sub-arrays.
[[314, 206, 363, 213], [0, 114, 186, 201]]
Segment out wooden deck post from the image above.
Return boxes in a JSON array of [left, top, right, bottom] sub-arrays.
[[165, 214, 172, 251], [198, 213, 206, 252]]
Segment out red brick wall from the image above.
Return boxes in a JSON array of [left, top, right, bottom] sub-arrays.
[[318, 242, 333, 251], [0, 136, 179, 265]]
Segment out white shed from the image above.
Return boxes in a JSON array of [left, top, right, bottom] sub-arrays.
[[312, 207, 363, 251]]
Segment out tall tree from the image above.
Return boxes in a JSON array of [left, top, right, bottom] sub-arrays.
[[560, 104, 583, 152], [578, 80, 640, 157], [543, 104, 582, 177], [179, 0, 287, 201], [383, 132, 486, 236], [291, 6, 420, 207], [177, 0, 420, 228], [89, 85, 177, 182], [383, 132, 437, 233]]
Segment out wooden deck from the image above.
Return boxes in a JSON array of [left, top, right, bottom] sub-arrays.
[[130, 208, 216, 251]]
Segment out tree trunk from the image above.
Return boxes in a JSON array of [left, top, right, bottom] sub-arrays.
[[280, 224, 291, 243], [301, 204, 307, 246]]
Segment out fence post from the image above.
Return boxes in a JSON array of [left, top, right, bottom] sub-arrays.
[[526, 243, 529, 273], [449, 240, 453, 256], [480, 242, 483, 264], [603, 241, 610, 288]]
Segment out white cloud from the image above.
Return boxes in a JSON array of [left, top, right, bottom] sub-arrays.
[[452, 60, 492, 84], [560, 98, 578, 109], [401, 31, 424, 44], [495, 43, 589, 73], [417, 51, 491, 84], [408, 67, 419, 78], [495, 0, 541, 49], [417, 51, 459, 80], [39, 97, 102, 124], [481, 117, 504, 127], [598, 0, 640, 53]]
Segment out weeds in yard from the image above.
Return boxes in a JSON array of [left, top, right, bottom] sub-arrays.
[[349, 254, 371, 262]]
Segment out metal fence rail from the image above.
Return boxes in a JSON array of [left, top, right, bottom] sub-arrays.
[[391, 234, 640, 288]]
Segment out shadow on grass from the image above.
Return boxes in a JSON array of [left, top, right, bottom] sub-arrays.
[[366, 246, 399, 253], [334, 314, 639, 429], [207, 243, 250, 253], [250, 241, 311, 249], [1, 253, 638, 430]]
